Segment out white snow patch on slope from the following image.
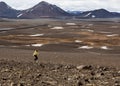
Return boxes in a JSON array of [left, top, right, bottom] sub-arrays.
[[17, 13, 23, 18], [92, 15, 96, 18], [75, 40, 82, 43], [81, 29, 94, 32], [106, 34, 119, 37], [31, 44, 43, 47], [84, 12, 91, 17], [29, 34, 44, 37], [66, 23, 76, 25], [100, 46, 109, 50], [51, 26, 64, 30], [78, 46, 93, 49]]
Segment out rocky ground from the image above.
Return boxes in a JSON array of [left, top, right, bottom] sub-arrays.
[[0, 60, 120, 86], [0, 19, 120, 86]]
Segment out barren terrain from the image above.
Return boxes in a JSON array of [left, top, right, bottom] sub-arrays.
[[0, 18, 120, 85], [0, 60, 120, 86]]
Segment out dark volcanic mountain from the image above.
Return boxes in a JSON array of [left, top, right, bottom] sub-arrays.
[[0, 2, 19, 18], [79, 9, 116, 18], [0, 1, 120, 19], [17, 1, 71, 18], [111, 12, 120, 17], [67, 11, 82, 16]]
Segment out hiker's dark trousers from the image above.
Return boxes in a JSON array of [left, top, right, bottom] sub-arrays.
[[34, 55, 38, 61]]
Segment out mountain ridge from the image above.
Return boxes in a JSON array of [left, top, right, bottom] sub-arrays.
[[17, 1, 71, 18], [78, 9, 115, 18], [0, 1, 19, 18], [0, 1, 120, 19]]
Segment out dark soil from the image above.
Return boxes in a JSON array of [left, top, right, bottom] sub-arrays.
[[0, 60, 120, 86]]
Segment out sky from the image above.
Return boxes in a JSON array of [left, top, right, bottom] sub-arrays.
[[0, 0, 120, 12]]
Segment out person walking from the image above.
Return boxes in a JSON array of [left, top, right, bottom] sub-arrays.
[[33, 50, 39, 62]]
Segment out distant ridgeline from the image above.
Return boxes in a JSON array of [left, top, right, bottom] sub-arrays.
[[0, 1, 120, 19]]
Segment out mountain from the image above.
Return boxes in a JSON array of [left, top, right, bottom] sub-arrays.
[[67, 11, 82, 16], [17, 1, 71, 18], [78, 9, 118, 18], [111, 12, 120, 17], [0, 1, 120, 19], [0, 2, 19, 18]]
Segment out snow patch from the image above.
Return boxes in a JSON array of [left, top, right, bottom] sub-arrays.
[[106, 34, 119, 37], [84, 12, 91, 17], [31, 44, 43, 47], [29, 34, 44, 37], [100, 46, 109, 50], [81, 29, 94, 32], [92, 15, 95, 18], [75, 40, 82, 43], [78, 46, 93, 49], [17, 13, 23, 18], [51, 27, 64, 30], [66, 23, 76, 25]]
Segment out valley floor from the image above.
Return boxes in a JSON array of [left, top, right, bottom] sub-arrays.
[[0, 18, 120, 85]]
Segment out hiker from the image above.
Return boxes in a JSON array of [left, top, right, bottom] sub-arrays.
[[33, 50, 39, 62]]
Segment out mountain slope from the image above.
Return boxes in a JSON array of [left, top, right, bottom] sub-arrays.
[[0, 1, 120, 19], [79, 9, 116, 18], [0, 2, 19, 18], [17, 1, 71, 18]]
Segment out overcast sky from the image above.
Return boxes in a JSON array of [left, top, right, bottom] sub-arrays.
[[1, 0, 120, 12]]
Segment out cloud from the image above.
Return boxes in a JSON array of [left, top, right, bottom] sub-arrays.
[[1, 0, 120, 12]]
